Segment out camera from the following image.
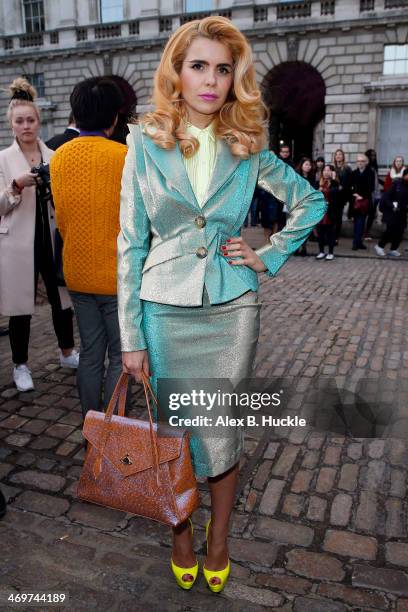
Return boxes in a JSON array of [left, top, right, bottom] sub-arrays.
[[31, 162, 51, 189]]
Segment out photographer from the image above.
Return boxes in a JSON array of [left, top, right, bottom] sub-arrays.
[[0, 78, 78, 392]]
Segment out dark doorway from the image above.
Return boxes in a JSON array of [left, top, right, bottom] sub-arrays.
[[262, 61, 326, 163]]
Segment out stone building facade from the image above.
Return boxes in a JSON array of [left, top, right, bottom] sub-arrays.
[[0, 0, 407, 166]]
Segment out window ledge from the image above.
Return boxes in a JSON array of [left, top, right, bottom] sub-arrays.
[[365, 76, 408, 92]]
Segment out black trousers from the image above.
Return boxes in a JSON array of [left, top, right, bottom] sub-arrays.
[[334, 203, 345, 239], [366, 200, 377, 234], [9, 197, 74, 365], [378, 223, 405, 250], [317, 224, 336, 254]]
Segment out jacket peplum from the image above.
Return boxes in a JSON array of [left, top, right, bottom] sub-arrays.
[[118, 124, 326, 351]]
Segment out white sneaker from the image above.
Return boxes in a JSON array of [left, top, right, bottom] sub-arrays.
[[59, 349, 80, 369], [315, 252, 326, 259], [388, 250, 401, 257], [13, 364, 34, 392], [325, 253, 334, 260], [374, 245, 386, 257]]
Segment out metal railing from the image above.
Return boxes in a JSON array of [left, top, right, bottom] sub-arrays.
[[19, 32, 43, 48], [277, 1, 312, 20], [159, 17, 172, 32], [385, 0, 408, 7], [254, 6, 268, 22], [76, 28, 87, 41], [360, 0, 375, 11], [95, 24, 121, 39], [129, 20, 140, 35], [321, 0, 335, 15], [180, 9, 231, 24]]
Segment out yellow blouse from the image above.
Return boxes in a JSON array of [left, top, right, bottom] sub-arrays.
[[183, 122, 217, 207]]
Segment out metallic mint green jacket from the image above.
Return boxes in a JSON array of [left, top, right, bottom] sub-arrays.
[[118, 124, 326, 351]]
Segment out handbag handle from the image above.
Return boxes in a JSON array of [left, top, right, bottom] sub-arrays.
[[141, 371, 161, 486], [92, 371, 162, 485]]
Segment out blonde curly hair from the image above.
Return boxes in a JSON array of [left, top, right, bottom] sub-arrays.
[[140, 16, 267, 159], [7, 77, 40, 122]]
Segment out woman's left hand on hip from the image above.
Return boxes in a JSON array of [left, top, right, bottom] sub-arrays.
[[220, 236, 267, 273]]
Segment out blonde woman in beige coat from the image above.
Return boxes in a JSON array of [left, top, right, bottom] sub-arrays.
[[0, 78, 78, 392]]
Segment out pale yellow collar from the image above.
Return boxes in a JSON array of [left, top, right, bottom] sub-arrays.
[[186, 121, 216, 142]]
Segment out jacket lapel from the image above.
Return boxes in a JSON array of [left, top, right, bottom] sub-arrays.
[[142, 130, 241, 211], [200, 138, 240, 208], [10, 139, 32, 174], [142, 131, 200, 210], [38, 139, 54, 163], [10, 138, 53, 169]]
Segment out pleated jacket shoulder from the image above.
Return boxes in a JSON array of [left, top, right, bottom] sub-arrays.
[[118, 124, 326, 352]]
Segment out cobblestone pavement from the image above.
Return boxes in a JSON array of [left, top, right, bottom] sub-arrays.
[[1, 232, 408, 611]]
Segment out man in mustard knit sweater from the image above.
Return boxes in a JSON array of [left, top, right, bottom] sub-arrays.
[[50, 78, 127, 418]]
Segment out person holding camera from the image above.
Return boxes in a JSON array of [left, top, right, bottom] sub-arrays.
[[0, 78, 78, 392]]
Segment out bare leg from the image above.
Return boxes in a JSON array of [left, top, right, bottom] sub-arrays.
[[172, 519, 196, 582], [205, 462, 239, 584]]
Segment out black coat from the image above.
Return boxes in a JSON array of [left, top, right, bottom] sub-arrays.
[[350, 166, 375, 199], [379, 178, 408, 227], [46, 128, 79, 151], [334, 164, 352, 205], [319, 179, 340, 224], [279, 156, 295, 168], [348, 166, 376, 217]]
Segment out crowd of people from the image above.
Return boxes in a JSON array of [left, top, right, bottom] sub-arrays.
[[246, 145, 407, 261]]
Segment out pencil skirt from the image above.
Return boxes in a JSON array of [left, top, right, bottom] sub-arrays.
[[142, 289, 261, 477]]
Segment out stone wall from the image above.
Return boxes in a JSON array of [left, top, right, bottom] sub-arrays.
[[0, 15, 407, 165]]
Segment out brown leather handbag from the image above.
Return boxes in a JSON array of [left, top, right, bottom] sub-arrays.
[[76, 371, 200, 526]]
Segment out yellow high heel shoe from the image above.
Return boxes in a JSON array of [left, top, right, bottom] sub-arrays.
[[171, 518, 198, 590], [203, 518, 231, 593]]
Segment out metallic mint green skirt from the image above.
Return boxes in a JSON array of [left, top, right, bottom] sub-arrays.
[[142, 289, 261, 477]]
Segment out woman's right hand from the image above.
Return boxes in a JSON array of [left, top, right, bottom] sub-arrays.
[[122, 350, 150, 383], [15, 172, 39, 188]]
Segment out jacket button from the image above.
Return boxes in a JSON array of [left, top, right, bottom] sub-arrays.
[[194, 215, 206, 229], [196, 246, 208, 259]]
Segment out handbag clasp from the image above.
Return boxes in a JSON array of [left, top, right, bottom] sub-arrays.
[[120, 453, 133, 465]]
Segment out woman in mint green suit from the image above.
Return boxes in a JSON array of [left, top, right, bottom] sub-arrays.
[[118, 16, 326, 592]]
